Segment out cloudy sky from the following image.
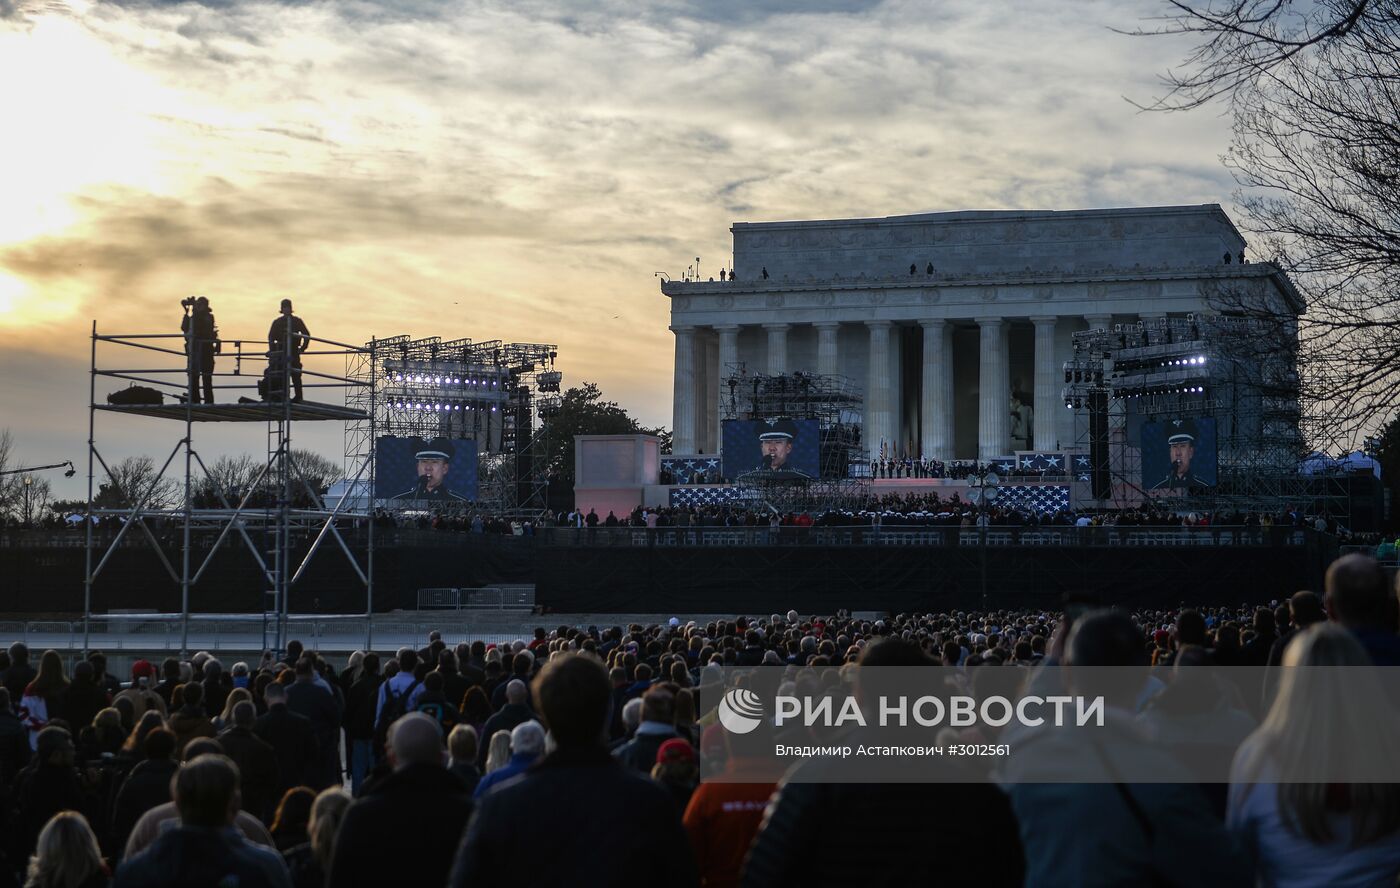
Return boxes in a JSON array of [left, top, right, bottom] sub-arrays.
[[0, 0, 1234, 498]]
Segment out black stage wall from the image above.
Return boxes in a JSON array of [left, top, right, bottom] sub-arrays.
[[533, 539, 1334, 614], [1, 535, 1335, 616]]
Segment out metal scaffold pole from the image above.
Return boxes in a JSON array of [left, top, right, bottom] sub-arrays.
[[83, 321, 96, 654]]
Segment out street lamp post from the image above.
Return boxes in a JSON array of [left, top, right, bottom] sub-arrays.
[[967, 468, 1001, 612]]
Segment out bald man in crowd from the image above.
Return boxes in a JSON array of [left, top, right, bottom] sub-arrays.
[[327, 712, 473, 888]]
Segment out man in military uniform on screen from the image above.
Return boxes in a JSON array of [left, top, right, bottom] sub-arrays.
[[1151, 419, 1210, 490], [392, 437, 470, 502], [754, 419, 811, 478]]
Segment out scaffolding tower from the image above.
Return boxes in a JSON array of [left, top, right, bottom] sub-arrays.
[[345, 335, 560, 517], [721, 366, 866, 479], [718, 365, 871, 510], [1062, 315, 1349, 513], [85, 314, 375, 656]]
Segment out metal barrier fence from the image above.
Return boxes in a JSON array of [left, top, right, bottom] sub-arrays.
[[416, 587, 537, 610], [0, 613, 528, 655]]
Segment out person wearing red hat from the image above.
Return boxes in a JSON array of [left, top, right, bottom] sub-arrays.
[[114, 660, 168, 719], [651, 737, 698, 814]]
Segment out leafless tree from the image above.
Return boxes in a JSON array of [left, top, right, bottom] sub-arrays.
[[94, 455, 181, 511], [1134, 1, 1400, 451]]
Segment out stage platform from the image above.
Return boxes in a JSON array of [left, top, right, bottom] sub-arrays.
[[97, 400, 367, 423]]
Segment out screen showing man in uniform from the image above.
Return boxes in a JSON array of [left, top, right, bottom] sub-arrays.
[[720, 419, 820, 480], [1141, 417, 1217, 490], [373, 436, 478, 503]]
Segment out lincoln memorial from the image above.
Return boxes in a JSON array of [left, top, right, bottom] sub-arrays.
[[661, 204, 1299, 462]]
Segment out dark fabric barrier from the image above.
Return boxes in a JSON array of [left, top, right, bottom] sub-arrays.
[[0, 530, 1335, 615]]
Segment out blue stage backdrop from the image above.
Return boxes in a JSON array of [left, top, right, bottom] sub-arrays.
[[721, 419, 820, 480], [1141, 417, 1217, 491], [374, 435, 478, 502]]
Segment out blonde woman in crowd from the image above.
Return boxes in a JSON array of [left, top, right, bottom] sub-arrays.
[[1229, 623, 1400, 886], [25, 810, 107, 888]]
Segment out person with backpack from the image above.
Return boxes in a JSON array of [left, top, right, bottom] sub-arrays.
[[413, 672, 459, 735], [373, 649, 424, 762]]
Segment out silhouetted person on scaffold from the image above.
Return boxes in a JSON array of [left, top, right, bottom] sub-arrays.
[[268, 298, 310, 402], [181, 295, 218, 404]]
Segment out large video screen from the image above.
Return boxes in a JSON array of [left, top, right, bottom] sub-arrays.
[[721, 419, 820, 480], [374, 436, 478, 504], [1141, 417, 1217, 491]]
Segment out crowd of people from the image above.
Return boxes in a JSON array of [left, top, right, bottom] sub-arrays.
[[0, 551, 1399, 884], [370, 496, 1344, 539]]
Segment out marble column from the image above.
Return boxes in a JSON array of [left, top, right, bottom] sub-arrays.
[[920, 319, 953, 460], [1055, 317, 1080, 452], [764, 323, 789, 375], [814, 322, 840, 377], [865, 321, 893, 457], [1031, 316, 1058, 451], [671, 325, 698, 454], [977, 317, 1010, 460], [704, 335, 719, 453], [1085, 313, 1113, 331], [714, 325, 740, 437]]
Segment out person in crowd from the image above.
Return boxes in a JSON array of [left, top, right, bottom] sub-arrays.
[[86, 655, 119, 700], [341, 653, 380, 794], [457, 685, 492, 737], [473, 720, 544, 799], [11, 728, 87, 872], [80, 709, 126, 761], [1229, 623, 1400, 886], [744, 637, 1022, 887], [253, 683, 318, 800], [475, 679, 533, 769], [372, 650, 424, 745], [213, 688, 251, 733], [112, 665, 165, 721], [200, 660, 230, 721], [217, 702, 279, 825], [446, 724, 481, 795], [1262, 589, 1326, 708], [268, 788, 314, 853], [24, 810, 108, 888], [112, 754, 291, 888], [123, 738, 274, 860], [0, 687, 31, 786], [482, 730, 511, 774], [151, 661, 181, 712], [1322, 553, 1400, 666], [449, 654, 696, 887], [109, 728, 178, 856], [1003, 611, 1249, 887], [413, 671, 459, 734], [283, 658, 340, 790], [4, 643, 38, 707], [60, 663, 108, 735], [651, 737, 698, 814], [166, 683, 215, 755], [327, 713, 473, 888], [281, 788, 350, 888], [1137, 645, 1257, 817], [614, 687, 682, 772], [19, 651, 69, 750], [684, 714, 778, 888]]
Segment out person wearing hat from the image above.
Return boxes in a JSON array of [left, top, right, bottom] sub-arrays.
[[267, 297, 310, 401], [181, 295, 218, 404], [392, 437, 469, 502], [1151, 418, 1209, 490], [754, 419, 808, 475]]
